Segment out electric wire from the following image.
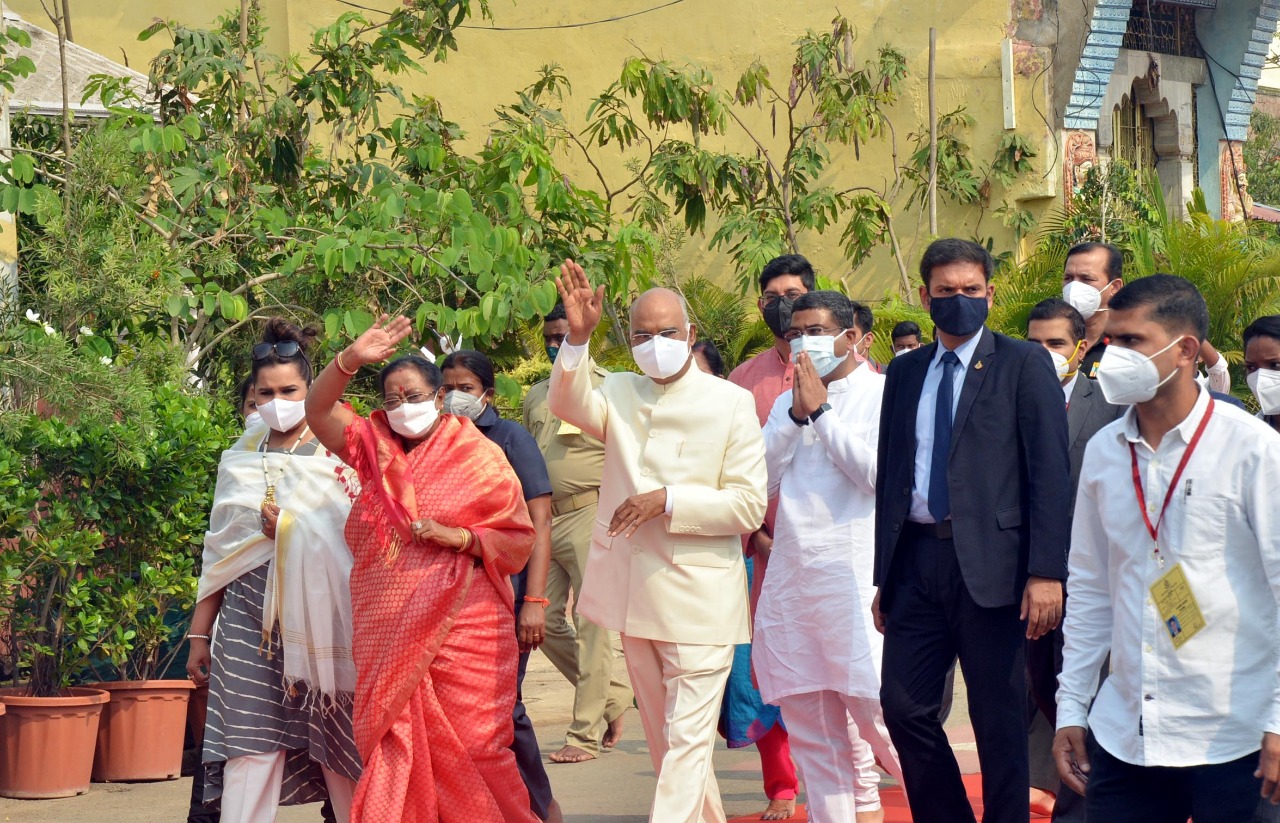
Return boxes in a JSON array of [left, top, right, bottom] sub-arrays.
[[327, 0, 687, 31]]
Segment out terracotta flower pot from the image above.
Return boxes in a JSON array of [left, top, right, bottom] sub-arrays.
[[89, 680, 196, 782], [0, 686, 110, 799]]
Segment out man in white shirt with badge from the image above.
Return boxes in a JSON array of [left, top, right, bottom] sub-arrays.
[[1054, 274, 1280, 822]]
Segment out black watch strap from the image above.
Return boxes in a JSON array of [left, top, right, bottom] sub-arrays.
[[809, 402, 832, 423], [787, 407, 809, 427]]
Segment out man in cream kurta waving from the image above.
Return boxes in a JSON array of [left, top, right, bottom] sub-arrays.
[[754, 291, 903, 823], [548, 260, 767, 823]]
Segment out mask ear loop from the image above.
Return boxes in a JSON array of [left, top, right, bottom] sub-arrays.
[[1150, 336, 1192, 392], [1063, 338, 1084, 380], [848, 330, 867, 364]]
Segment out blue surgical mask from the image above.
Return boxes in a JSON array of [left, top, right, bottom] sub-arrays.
[[546, 345, 560, 363], [928, 294, 989, 337], [790, 332, 848, 378]]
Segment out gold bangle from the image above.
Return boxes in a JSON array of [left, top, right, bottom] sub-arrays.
[[334, 350, 358, 377], [455, 527, 470, 553]]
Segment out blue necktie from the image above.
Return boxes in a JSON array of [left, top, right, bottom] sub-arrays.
[[928, 351, 960, 523]]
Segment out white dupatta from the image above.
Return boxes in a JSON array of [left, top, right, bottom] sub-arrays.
[[198, 426, 359, 707]]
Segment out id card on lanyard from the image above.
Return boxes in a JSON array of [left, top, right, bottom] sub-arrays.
[[1131, 399, 1214, 649]]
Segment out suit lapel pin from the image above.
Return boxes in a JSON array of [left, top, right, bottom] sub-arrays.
[[974, 360, 984, 370]]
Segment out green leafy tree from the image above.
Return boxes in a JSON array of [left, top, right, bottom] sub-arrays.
[[1046, 160, 1162, 249], [1128, 188, 1280, 385], [584, 16, 914, 293], [1244, 109, 1280, 206], [0, 0, 663, 421]]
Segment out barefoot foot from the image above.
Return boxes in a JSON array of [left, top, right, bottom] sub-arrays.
[[546, 799, 565, 823], [855, 810, 884, 823], [548, 745, 596, 764], [761, 798, 795, 820], [602, 713, 625, 749]]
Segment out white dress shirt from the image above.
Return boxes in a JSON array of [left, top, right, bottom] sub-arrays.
[[754, 365, 885, 704], [1058, 387, 1280, 767], [1061, 372, 1079, 407], [909, 332, 984, 523]]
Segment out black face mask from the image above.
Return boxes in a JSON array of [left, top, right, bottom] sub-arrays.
[[762, 297, 796, 338], [929, 293, 989, 337]]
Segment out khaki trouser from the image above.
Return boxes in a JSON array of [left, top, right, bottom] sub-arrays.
[[540, 500, 633, 753]]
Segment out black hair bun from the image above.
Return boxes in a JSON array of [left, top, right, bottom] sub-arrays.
[[261, 317, 318, 352]]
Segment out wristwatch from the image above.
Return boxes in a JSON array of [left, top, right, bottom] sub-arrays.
[[787, 407, 809, 427], [809, 403, 832, 423]]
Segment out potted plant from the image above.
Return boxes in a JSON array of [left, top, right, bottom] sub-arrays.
[[83, 386, 233, 782], [0, 419, 112, 799]]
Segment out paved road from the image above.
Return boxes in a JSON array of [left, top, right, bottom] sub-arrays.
[[0, 651, 971, 822]]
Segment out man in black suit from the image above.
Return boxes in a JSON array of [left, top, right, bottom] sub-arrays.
[[1025, 297, 1124, 822], [872, 238, 1072, 823]]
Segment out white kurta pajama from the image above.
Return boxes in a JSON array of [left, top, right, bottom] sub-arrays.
[[753, 365, 902, 820]]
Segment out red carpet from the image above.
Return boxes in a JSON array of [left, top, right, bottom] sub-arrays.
[[730, 773, 1053, 821]]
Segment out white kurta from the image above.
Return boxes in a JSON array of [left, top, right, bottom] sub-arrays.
[[753, 365, 885, 705]]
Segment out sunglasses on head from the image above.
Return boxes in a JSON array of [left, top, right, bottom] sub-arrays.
[[252, 341, 302, 360]]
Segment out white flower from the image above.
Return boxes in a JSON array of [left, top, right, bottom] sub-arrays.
[[24, 309, 39, 323], [99, 356, 113, 366], [42, 324, 55, 336], [79, 326, 93, 336]]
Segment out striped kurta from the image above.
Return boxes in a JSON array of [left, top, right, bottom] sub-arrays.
[[200, 444, 361, 807]]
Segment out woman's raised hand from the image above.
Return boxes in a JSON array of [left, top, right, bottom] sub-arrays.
[[554, 259, 605, 346], [348, 314, 414, 368]]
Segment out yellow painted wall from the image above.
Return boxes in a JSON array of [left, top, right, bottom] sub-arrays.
[[7, 0, 1056, 299]]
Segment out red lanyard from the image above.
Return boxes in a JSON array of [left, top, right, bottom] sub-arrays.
[[1129, 398, 1214, 562]]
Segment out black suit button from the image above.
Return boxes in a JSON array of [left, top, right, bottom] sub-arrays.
[[892, 524, 900, 532], [902, 488, 910, 496]]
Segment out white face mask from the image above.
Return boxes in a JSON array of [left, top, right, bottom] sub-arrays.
[[256, 398, 307, 433], [1095, 337, 1186, 406], [1247, 369, 1280, 415], [1046, 340, 1083, 381], [1049, 350, 1072, 380], [244, 411, 264, 430], [442, 390, 486, 420], [386, 400, 439, 438], [1062, 281, 1104, 320], [632, 331, 691, 380], [893, 347, 913, 358], [790, 331, 850, 378]]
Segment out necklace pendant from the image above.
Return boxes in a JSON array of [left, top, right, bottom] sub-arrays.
[[263, 486, 277, 508]]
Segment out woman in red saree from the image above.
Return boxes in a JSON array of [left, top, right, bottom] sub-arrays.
[[306, 314, 539, 823]]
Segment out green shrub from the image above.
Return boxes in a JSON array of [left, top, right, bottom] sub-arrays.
[[0, 385, 237, 694]]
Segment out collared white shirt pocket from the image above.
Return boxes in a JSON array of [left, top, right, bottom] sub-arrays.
[[1178, 493, 1228, 560]]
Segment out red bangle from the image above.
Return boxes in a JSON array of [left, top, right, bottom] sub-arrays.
[[523, 596, 550, 606], [334, 350, 358, 377]]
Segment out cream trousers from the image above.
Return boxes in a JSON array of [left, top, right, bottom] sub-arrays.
[[621, 635, 735, 823], [219, 751, 354, 823]]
